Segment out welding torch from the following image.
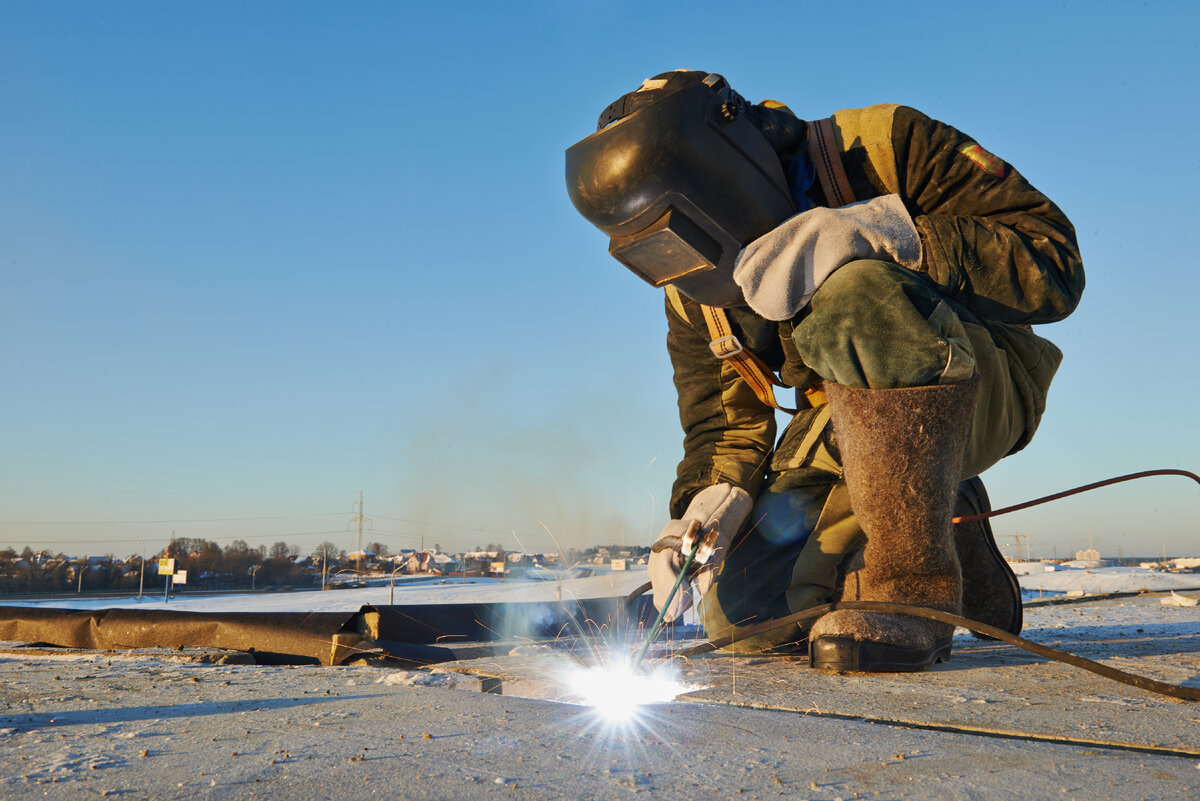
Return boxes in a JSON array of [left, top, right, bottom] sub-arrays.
[[632, 520, 703, 671]]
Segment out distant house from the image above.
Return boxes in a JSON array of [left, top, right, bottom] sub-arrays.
[[404, 551, 432, 574], [459, 551, 501, 575], [430, 552, 458, 573], [392, 550, 457, 575], [505, 552, 549, 568]]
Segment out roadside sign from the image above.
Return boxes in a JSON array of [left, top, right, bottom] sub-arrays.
[[157, 558, 176, 575], [611, 558, 627, 571], [173, 570, 188, 585]]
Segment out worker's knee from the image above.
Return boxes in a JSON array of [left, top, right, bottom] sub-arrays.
[[812, 258, 913, 306], [793, 260, 955, 389]]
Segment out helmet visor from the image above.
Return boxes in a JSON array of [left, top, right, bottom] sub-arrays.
[[608, 207, 723, 287]]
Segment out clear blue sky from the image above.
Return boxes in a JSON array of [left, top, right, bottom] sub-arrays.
[[2, 1, 1197, 560]]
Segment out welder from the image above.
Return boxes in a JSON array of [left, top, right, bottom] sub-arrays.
[[566, 71, 1084, 672]]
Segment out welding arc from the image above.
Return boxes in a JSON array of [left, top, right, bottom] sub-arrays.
[[673, 599, 1200, 702]]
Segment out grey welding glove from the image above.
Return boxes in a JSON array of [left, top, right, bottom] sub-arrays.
[[647, 483, 753, 621], [732, 193, 922, 321]]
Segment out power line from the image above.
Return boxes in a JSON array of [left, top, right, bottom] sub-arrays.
[[369, 513, 514, 536], [0, 515, 348, 527], [2, 513, 520, 537], [0, 529, 353, 547]]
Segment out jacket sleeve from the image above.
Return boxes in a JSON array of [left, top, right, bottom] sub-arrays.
[[892, 106, 1085, 325], [665, 289, 776, 518]]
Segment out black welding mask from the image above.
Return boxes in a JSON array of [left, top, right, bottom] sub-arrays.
[[565, 72, 795, 307]]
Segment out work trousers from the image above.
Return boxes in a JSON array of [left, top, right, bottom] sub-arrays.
[[698, 260, 1061, 650]]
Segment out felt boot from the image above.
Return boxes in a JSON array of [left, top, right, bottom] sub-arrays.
[[809, 377, 979, 672], [954, 476, 1023, 637]]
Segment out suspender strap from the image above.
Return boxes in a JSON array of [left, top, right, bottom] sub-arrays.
[[700, 305, 798, 414], [808, 117, 857, 207]]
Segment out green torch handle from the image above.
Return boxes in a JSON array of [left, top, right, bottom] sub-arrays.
[[632, 534, 701, 671]]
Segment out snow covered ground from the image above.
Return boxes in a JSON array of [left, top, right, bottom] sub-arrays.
[[2, 565, 1199, 800], [2, 592, 1198, 800], [5, 564, 1197, 614], [1, 571, 651, 613], [1018, 565, 1200, 596]]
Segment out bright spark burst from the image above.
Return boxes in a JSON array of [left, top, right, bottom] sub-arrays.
[[562, 658, 689, 724]]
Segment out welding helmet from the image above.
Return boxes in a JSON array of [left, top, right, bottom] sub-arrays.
[[565, 71, 796, 307]]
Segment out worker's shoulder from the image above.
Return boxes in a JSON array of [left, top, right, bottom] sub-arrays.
[[826, 104, 943, 140]]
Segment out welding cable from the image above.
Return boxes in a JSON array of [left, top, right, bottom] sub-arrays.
[[625, 581, 654, 607], [673, 599, 1200, 702]]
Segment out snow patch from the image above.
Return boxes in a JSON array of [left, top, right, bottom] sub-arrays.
[[1019, 565, 1200, 596], [377, 670, 466, 688], [1163, 591, 1199, 607]]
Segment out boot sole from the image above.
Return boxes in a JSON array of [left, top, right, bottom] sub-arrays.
[[809, 634, 953, 673]]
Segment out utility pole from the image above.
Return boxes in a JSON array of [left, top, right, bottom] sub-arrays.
[[1012, 534, 1022, 562], [138, 542, 145, 599], [350, 491, 372, 572], [355, 491, 364, 558]]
